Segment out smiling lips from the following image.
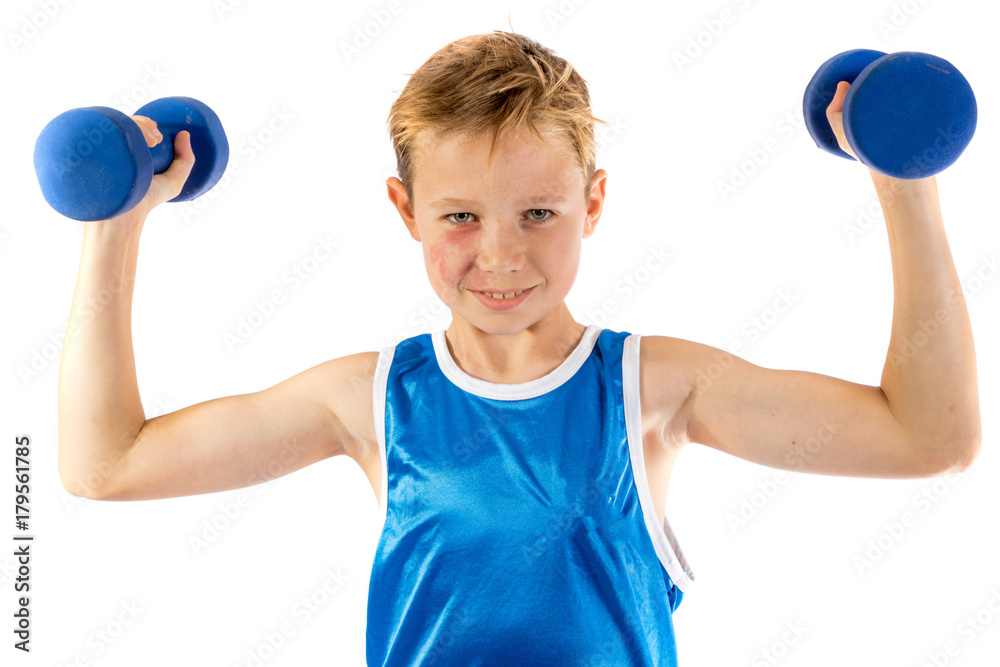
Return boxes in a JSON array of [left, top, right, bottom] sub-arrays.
[[476, 289, 527, 299], [469, 286, 535, 310]]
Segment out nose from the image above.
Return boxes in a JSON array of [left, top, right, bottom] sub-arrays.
[[475, 220, 526, 273]]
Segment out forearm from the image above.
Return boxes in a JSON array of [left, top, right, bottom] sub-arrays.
[[874, 172, 981, 465], [58, 214, 149, 496]]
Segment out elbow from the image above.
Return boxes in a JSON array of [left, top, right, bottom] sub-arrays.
[[949, 435, 981, 474], [921, 430, 982, 476], [59, 465, 107, 500], [58, 446, 120, 500]]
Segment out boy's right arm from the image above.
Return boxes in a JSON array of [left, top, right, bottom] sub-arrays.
[[58, 121, 375, 501]]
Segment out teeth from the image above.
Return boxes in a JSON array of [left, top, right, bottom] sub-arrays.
[[484, 290, 524, 299]]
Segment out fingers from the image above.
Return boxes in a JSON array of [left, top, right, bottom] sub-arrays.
[[156, 130, 196, 199], [165, 130, 196, 170], [825, 81, 857, 160], [827, 81, 849, 115], [130, 115, 163, 148], [140, 131, 197, 213]]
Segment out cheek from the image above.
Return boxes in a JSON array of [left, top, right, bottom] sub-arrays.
[[427, 233, 475, 287]]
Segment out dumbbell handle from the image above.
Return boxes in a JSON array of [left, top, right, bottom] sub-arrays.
[[147, 126, 176, 174], [134, 96, 228, 203]]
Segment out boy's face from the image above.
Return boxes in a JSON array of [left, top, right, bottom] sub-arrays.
[[386, 128, 606, 336]]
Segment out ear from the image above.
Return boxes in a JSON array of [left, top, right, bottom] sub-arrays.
[[386, 177, 421, 242], [582, 169, 607, 239]]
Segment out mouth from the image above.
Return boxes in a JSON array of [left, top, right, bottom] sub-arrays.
[[469, 286, 535, 311], [473, 289, 529, 299]]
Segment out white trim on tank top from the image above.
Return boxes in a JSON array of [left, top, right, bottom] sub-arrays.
[[430, 324, 602, 400], [622, 333, 695, 594], [373, 344, 394, 526]]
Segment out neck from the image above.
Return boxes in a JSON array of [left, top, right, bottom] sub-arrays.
[[444, 304, 588, 384]]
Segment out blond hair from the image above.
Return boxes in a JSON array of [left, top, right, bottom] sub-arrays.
[[386, 31, 608, 205]]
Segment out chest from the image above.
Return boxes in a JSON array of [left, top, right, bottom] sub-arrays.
[[357, 382, 679, 530]]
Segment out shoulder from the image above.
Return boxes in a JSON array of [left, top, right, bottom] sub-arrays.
[[636, 334, 731, 450], [638, 334, 737, 381], [296, 350, 381, 462]]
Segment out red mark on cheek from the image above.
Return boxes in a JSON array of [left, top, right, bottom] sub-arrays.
[[428, 233, 475, 288]]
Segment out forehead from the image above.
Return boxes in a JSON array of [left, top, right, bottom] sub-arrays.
[[411, 128, 583, 202]]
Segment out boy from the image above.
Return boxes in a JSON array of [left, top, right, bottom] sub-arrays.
[[59, 31, 980, 665]]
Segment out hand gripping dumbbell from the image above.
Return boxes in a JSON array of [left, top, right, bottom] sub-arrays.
[[34, 96, 229, 221], [803, 49, 977, 178]]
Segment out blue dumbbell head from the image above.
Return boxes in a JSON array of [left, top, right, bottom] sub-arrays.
[[845, 52, 976, 179], [803, 49, 887, 160], [34, 106, 153, 221], [34, 96, 229, 221], [133, 97, 229, 202], [804, 49, 977, 178]]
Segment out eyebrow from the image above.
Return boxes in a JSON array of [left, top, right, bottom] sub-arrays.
[[428, 194, 567, 210]]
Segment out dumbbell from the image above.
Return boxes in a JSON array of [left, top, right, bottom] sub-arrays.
[[803, 49, 977, 178], [34, 96, 229, 221]]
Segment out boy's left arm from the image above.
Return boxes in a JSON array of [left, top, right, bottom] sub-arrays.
[[663, 81, 981, 478]]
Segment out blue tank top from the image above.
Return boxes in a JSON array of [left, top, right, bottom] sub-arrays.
[[367, 325, 695, 666]]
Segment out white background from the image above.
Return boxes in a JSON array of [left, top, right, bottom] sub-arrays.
[[2, 0, 999, 665]]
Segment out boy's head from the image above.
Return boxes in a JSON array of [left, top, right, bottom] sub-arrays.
[[387, 31, 607, 207], [384, 32, 609, 335]]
